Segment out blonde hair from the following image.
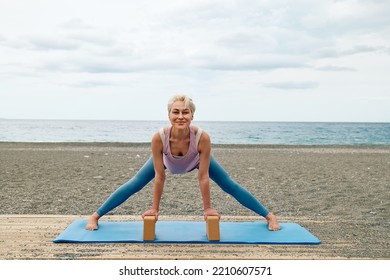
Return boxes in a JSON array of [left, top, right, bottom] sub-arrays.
[[167, 95, 196, 114]]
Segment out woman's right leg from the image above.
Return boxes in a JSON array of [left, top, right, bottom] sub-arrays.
[[86, 157, 155, 230], [97, 157, 155, 216]]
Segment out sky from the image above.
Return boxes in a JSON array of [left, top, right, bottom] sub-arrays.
[[0, 0, 390, 122]]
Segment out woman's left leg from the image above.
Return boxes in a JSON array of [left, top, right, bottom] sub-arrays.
[[208, 155, 270, 217]]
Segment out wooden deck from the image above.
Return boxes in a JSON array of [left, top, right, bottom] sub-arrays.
[[0, 215, 360, 260]]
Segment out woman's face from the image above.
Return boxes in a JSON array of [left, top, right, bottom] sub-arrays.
[[169, 101, 193, 129]]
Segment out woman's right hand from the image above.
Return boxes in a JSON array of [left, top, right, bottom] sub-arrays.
[[142, 209, 159, 221], [203, 208, 220, 221]]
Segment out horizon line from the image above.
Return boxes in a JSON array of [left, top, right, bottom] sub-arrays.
[[1, 118, 389, 124]]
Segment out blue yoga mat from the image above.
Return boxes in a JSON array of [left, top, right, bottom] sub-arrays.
[[53, 220, 320, 244]]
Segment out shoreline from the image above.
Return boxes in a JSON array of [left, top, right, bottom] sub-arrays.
[[1, 141, 390, 149]]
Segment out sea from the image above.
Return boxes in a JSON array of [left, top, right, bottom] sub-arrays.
[[0, 119, 390, 146]]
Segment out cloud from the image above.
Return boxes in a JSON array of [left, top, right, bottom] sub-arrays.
[[263, 81, 319, 90], [29, 36, 81, 51], [313, 44, 386, 59], [0, 0, 389, 123], [2, 0, 388, 76], [340, 45, 382, 56], [27, 30, 115, 52], [201, 56, 307, 71], [315, 65, 356, 72], [57, 18, 94, 30], [62, 80, 116, 88], [75, 63, 142, 74], [58, 19, 116, 47]]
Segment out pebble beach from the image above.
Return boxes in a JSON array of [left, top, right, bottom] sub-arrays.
[[0, 142, 389, 259]]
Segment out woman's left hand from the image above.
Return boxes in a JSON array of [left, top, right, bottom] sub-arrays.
[[203, 208, 220, 220], [142, 208, 159, 221]]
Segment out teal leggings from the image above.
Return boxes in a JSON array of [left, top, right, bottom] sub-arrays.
[[96, 156, 269, 217]]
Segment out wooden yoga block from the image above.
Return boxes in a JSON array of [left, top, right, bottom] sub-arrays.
[[206, 216, 220, 241], [143, 216, 156, 241]]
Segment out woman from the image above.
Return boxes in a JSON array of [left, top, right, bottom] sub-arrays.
[[86, 95, 280, 231]]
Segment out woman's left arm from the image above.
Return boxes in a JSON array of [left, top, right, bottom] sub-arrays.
[[198, 131, 220, 220]]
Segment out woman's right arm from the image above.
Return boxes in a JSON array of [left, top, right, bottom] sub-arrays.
[[142, 132, 166, 220]]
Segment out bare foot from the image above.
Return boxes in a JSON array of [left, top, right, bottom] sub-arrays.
[[265, 213, 280, 231], [86, 212, 100, 230]]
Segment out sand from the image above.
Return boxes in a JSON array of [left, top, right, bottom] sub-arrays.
[[0, 142, 389, 259]]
